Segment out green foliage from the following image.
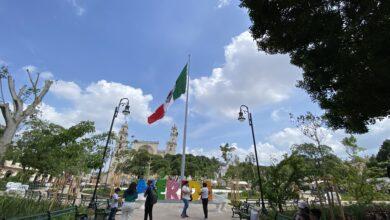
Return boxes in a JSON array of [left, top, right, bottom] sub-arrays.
[[342, 135, 366, 159], [224, 160, 257, 184], [263, 153, 305, 212], [377, 139, 390, 162], [117, 149, 220, 178], [240, 0, 390, 133], [0, 195, 70, 218], [219, 143, 235, 164], [5, 118, 107, 177]]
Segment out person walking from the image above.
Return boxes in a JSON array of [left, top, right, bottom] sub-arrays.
[[181, 180, 191, 218], [108, 188, 121, 220], [200, 182, 209, 219], [144, 180, 155, 220], [121, 182, 138, 220]]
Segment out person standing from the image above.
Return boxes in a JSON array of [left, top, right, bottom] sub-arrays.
[[108, 188, 121, 220], [200, 182, 209, 219], [181, 180, 191, 218], [121, 182, 138, 220], [144, 180, 155, 220]]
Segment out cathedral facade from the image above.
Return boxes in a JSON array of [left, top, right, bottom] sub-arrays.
[[131, 124, 178, 156], [106, 123, 179, 185]]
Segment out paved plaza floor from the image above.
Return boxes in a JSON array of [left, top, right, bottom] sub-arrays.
[[117, 202, 233, 220]]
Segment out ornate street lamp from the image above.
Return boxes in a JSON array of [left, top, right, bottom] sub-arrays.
[[89, 98, 130, 209], [238, 105, 267, 215]]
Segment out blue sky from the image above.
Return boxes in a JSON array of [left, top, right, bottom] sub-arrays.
[[1, 0, 389, 164]]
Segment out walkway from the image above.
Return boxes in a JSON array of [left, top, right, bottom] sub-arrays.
[[117, 202, 233, 220]]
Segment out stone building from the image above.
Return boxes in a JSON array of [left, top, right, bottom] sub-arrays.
[[105, 123, 179, 185]]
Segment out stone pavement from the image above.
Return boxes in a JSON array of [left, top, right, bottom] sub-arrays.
[[117, 202, 233, 220]]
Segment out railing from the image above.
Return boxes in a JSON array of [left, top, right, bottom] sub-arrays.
[[8, 206, 83, 220]]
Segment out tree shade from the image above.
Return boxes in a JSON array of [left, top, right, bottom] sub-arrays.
[[240, 0, 390, 133]]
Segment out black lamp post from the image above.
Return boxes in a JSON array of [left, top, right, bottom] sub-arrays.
[[88, 98, 130, 209], [238, 105, 267, 215]]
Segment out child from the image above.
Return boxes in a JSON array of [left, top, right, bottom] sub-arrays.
[[108, 188, 121, 220]]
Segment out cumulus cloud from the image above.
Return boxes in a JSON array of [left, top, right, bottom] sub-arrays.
[[40, 80, 154, 131], [190, 31, 301, 118]]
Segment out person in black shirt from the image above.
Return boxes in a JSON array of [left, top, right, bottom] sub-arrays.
[[144, 180, 155, 220]]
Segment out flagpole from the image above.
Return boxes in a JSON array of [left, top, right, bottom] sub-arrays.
[[180, 55, 190, 180]]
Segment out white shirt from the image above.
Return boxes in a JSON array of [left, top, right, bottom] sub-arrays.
[[181, 185, 191, 200], [201, 187, 209, 199], [111, 193, 119, 208]]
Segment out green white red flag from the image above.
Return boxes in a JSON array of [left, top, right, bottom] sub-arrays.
[[148, 64, 188, 124]]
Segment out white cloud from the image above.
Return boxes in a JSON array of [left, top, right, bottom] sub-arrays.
[[40, 80, 154, 131], [190, 31, 301, 118], [268, 126, 346, 156], [217, 0, 231, 8], [190, 142, 286, 165], [271, 108, 289, 122], [22, 65, 37, 73], [67, 0, 85, 16], [40, 71, 54, 80], [368, 118, 390, 139]]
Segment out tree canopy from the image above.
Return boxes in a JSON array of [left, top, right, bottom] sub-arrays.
[[6, 118, 106, 177], [117, 149, 221, 179], [240, 0, 390, 133]]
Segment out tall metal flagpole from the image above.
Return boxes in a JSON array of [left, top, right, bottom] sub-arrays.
[[180, 55, 190, 180]]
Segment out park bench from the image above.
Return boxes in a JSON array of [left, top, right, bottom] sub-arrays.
[[8, 206, 87, 220]]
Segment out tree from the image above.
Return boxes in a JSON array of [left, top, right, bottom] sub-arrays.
[[117, 150, 221, 179], [291, 112, 338, 219], [341, 136, 376, 204], [342, 135, 365, 159], [263, 153, 305, 212], [240, 0, 390, 133], [6, 119, 106, 177], [219, 143, 235, 164], [0, 66, 52, 158], [377, 139, 390, 163]]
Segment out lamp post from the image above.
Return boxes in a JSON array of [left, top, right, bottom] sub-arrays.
[[88, 98, 130, 209], [238, 105, 267, 215]]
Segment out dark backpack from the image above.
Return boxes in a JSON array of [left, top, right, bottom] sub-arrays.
[[151, 189, 158, 204]]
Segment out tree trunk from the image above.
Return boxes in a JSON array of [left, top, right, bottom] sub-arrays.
[[0, 122, 18, 157], [0, 74, 52, 159], [334, 184, 346, 220]]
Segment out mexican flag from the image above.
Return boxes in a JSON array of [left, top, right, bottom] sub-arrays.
[[148, 64, 188, 124]]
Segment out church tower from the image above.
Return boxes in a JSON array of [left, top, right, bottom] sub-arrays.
[[165, 125, 178, 155], [106, 122, 128, 185]]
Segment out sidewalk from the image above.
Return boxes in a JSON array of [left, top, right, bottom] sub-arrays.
[[117, 202, 233, 220]]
